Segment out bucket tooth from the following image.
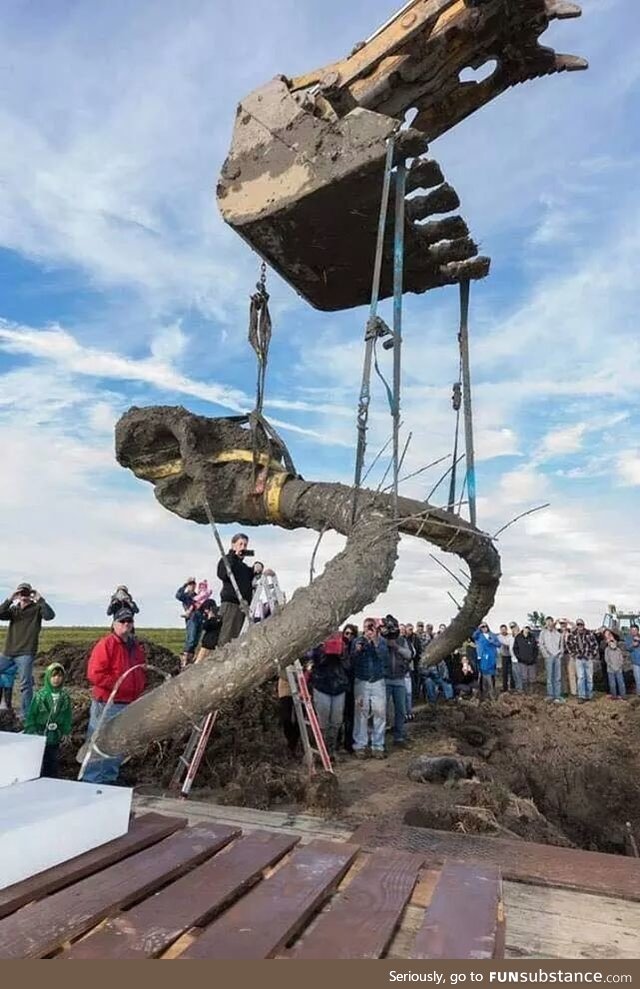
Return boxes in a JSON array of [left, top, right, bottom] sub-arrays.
[[546, 0, 582, 20]]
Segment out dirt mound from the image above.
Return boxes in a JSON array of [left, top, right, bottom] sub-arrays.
[[397, 693, 640, 854], [35, 639, 180, 686]]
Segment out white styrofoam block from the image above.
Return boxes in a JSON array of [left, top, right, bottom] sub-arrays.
[[0, 732, 46, 788], [0, 777, 132, 889]]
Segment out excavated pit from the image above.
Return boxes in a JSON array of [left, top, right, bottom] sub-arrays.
[[5, 639, 637, 855]]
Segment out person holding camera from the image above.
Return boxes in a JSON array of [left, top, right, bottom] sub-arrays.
[[382, 616, 413, 748], [352, 618, 388, 759], [217, 533, 274, 647], [175, 577, 203, 668], [0, 582, 55, 720], [106, 585, 140, 619]]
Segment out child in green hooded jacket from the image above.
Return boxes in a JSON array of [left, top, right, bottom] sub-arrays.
[[24, 662, 72, 778]]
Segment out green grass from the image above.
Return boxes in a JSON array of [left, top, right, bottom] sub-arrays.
[[38, 626, 185, 654]]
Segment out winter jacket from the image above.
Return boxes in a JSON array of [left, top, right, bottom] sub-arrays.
[[107, 595, 139, 617], [538, 628, 564, 660], [217, 553, 254, 605], [175, 585, 197, 614], [24, 663, 72, 745], [352, 636, 388, 683], [565, 628, 599, 661], [385, 636, 413, 680], [447, 652, 476, 687], [513, 632, 539, 666], [201, 613, 222, 650], [311, 653, 349, 696], [472, 630, 501, 675], [0, 598, 55, 657], [624, 635, 640, 666], [604, 643, 625, 673], [87, 632, 146, 704]]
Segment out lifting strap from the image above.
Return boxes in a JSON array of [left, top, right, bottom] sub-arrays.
[[458, 278, 477, 528], [353, 136, 396, 511], [353, 133, 406, 520]]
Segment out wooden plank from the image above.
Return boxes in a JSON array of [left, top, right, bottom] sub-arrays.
[[0, 813, 186, 920], [64, 830, 299, 959], [133, 795, 351, 842], [351, 821, 640, 902], [180, 840, 360, 959], [0, 823, 239, 959], [412, 862, 502, 960], [291, 850, 423, 959], [503, 883, 640, 961]]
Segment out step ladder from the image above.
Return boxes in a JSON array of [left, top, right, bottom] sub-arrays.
[[243, 571, 285, 629], [286, 660, 333, 775], [171, 572, 285, 797], [169, 710, 219, 798]]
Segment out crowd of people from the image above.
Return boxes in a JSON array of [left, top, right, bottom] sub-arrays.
[[280, 616, 640, 761], [0, 555, 638, 782]]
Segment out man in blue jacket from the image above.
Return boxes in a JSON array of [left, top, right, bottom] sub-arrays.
[[352, 618, 388, 759], [624, 624, 640, 695], [472, 623, 501, 700]]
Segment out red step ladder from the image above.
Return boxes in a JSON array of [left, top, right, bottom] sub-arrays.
[[286, 660, 333, 775]]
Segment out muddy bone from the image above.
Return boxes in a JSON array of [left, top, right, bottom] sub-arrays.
[[217, 0, 586, 311], [85, 405, 500, 760]]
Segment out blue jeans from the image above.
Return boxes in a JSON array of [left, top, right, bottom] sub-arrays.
[[423, 675, 454, 703], [545, 655, 562, 699], [386, 680, 407, 742], [633, 665, 640, 694], [607, 670, 626, 698], [512, 662, 523, 692], [353, 679, 386, 752], [0, 653, 34, 718], [312, 689, 345, 753], [184, 613, 203, 653], [82, 699, 129, 784], [575, 658, 593, 700]]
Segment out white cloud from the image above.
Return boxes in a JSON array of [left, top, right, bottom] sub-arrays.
[[617, 451, 640, 487]]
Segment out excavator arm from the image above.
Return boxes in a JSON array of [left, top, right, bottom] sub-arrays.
[[217, 0, 586, 311]]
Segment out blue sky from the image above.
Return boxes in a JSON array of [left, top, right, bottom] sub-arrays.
[[0, 0, 638, 627]]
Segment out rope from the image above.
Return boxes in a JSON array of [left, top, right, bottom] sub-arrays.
[[458, 278, 478, 528]]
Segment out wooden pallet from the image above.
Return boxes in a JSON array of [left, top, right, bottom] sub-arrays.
[[0, 814, 504, 960]]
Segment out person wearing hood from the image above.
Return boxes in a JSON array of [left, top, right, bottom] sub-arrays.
[[24, 662, 72, 778]]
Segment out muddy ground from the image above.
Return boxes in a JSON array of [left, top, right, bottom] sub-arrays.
[[3, 640, 639, 856]]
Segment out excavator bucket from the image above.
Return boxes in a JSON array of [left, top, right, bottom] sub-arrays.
[[217, 0, 586, 312]]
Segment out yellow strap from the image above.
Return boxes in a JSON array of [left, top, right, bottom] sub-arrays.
[[264, 471, 289, 525], [133, 448, 284, 482]]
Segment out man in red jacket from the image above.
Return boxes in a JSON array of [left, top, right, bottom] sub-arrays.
[[83, 608, 146, 784]]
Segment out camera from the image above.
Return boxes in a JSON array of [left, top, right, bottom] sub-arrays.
[[240, 549, 255, 558], [379, 614, 400, 640]]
